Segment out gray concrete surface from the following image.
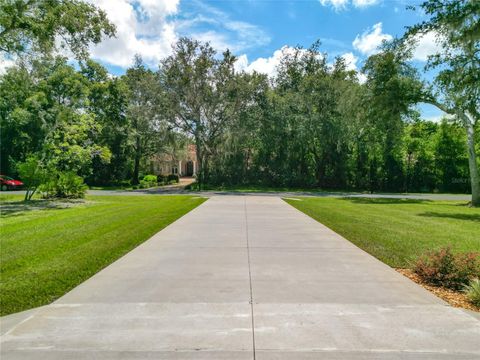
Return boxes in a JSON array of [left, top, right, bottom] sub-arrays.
[[1, 196, 479, 359]]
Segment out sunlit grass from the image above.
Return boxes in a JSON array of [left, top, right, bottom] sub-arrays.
[[0, 195, 206, 315], [285, 197, 480, 268]]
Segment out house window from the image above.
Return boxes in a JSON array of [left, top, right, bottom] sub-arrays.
[[172, 166, 178, 174]]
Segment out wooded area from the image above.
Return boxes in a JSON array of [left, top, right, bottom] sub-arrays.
[[0, 0, 479, 205]]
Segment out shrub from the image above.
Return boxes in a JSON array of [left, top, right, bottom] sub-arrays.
[[16, 155, 48, 201], [414, 247, 480, 290], [139, 180, 150, 189], [157, 174, 168, 184], [167, 174, 180, 183], [139, 174, 157, 189], [40, 172, 87, 199], [463, 278, 480, 307], [143, 174, 157, 183]]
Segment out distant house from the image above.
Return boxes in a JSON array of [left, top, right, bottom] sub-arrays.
[[149, 144, 197, 177]]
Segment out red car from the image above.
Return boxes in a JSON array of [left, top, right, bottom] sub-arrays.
[[0, 175, 24, 191]]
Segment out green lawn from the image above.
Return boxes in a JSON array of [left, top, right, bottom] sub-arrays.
[[0, 195, 206, 315], [284, 197, 480, 268], [187, 182, 468, 196], [187, 183, 345, 193]]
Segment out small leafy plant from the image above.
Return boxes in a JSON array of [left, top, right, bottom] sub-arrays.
[[414, 247, 480, 290], [139, 174, 158, 188], [463, 279, 480, 307], [167, 174, 180, 183], [40, 172, 87, 199]]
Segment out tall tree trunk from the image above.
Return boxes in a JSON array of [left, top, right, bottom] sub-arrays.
[[462, 112, 480, 206], [132, 136, 141, 185], [195, 135, 203, 190], [424, 99, 479, 206]]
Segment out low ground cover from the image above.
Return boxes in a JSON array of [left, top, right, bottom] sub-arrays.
[[0, 194, 206, 315]]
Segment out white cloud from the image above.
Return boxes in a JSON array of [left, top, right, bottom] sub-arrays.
[[319, 0, 349, 10], [357, 72, 368, 84], [237, 48, 368, 83], [338, 52, 367, 83], [352, 0, 380, 7], [340, 52, 358, 71], [238, 46, 302, 78], [411, 31, 442, 61], [352, 22, 392, 55], [191, 31, 232, 54], [319, 0, 380, 10], [234, 54, 249, 73], [183, 4, 270, 53], [0, 54, 16, 75], [244, 48, 283, 78], [88, 0, 269, 69], [89, 0, 179, 68]]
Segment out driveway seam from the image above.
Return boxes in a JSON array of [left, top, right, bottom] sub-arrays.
[[244, 197, 256, 360]]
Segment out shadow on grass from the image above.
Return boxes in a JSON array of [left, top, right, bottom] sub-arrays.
[[341, 197, 432, 205], [418, 212, 480, 222], [0, 199, 86, 218]]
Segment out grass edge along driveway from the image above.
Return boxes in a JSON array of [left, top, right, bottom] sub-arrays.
[[284, 197, 480, 269], [0, 195, 207, 316]]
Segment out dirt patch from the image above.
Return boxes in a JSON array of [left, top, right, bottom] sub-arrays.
[[396, 268, 479, 312]]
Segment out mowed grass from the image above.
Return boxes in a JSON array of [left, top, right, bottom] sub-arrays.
[[0, 195, 206, 315], [284, 197, 480, 268]]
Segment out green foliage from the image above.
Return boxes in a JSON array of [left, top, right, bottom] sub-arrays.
[[40, 171, 87, 199], [1, 30, 478, 197], [414, 247, 480, 290], [463, 278, 480, 307], [0, 57, 112, 177], [167, 174, 180, 183], [143, 175, 157, 182], [159, 38, 244, 188], [0, 0, 115, 58], [157, 174, 168, 184], [139, 174, 157, 188], [124, 56, 168, 185], [403, 0, 480, 206], [16, 155, 47, 200], [82, 61, 130, 185]]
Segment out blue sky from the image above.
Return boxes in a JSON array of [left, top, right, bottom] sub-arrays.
[[84, 0, 443, 120]]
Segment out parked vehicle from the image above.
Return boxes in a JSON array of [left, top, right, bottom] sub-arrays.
[[0, 175, 24, 191]]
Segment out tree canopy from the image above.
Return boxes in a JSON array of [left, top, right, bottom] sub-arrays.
[[0, 0, 478, 205], [0, 0, 115, 58]]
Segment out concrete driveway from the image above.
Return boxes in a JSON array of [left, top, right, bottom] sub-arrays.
[[1, 196, 479, 359]]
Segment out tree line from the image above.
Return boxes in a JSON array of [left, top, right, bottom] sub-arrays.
[[0, 0, 478, 205]]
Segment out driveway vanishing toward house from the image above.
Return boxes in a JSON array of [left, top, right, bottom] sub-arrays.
[[1, 196, 479, 359]]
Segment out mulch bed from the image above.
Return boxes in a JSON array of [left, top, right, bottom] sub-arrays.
[[396, 268, 480, 313]]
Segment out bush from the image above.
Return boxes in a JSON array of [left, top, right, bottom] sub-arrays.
[[463, 278, 480, 307], [143, 174, 157, 183], [157, 174, 168, 184], [16, 155, 48, 201], [414, 247, 480, 290], [40, 172, 87, 199], [139, 174, 157, 189], [167, 174, 180, 183]]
